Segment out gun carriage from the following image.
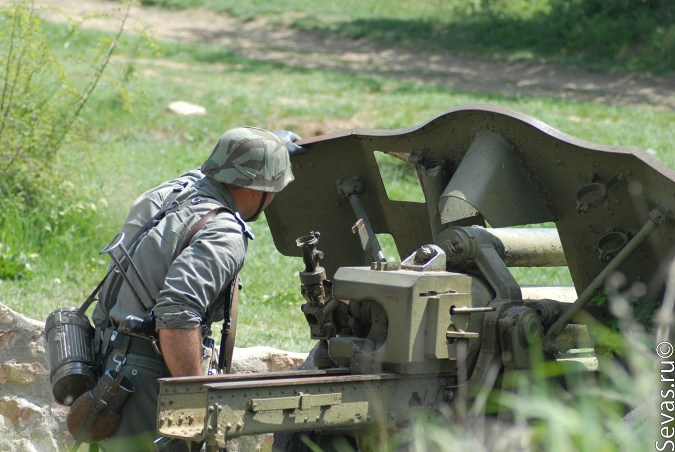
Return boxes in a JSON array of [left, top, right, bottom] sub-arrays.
[[156, 105, 675, 450]]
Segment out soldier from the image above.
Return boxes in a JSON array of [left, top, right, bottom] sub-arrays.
[[86, 127, 301, 450]]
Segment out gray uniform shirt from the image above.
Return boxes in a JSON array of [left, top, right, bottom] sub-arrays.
[[92, 172, 249, 331]]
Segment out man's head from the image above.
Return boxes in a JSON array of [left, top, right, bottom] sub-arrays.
[[202, 127, 295, 221]]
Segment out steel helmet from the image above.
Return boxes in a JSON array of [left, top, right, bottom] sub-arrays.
[[201, 126, 294, 192]]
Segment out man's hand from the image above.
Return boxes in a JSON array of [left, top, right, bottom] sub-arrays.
[[273, 130, 308, 156], [159, 328, 203, 377]]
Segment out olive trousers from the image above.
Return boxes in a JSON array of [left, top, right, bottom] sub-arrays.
[[97, 352, 176, 451]]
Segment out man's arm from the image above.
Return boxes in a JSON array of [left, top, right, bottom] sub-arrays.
[[159, 328, 203, 377], [153, 215, 247, 376]]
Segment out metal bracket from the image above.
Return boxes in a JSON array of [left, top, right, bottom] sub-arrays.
[[249, 392, 342, 412], [575, 174, 620, 213], [401, 245, 446, 271], [546, 206, 669, 345], [337, 176, 387, 264], [100, 232, 154, 306]]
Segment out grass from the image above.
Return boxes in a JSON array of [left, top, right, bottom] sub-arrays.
[[0, 5, 673, 355], [0, 3, 672, 451], [137, 0, 674, 74]]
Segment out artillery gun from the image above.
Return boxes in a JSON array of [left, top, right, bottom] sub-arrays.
[[156, 105, 675, 450]]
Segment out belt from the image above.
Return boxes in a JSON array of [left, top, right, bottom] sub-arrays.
[[101, 328, 161, 358], [127, 335, 161, 357]]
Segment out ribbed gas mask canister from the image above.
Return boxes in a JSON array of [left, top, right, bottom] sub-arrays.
[[45, 307, 96, 405]]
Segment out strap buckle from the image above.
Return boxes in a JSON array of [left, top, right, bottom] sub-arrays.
[[172, 181, 189, 192], [151, 338, 162, 356], [112, 352, 127, 372]]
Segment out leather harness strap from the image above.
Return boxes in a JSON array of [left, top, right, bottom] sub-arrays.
[[178, 207, 234, 254]]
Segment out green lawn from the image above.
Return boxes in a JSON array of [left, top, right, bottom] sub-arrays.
[[139, 0, 674, 74], [0, 2, 669, 449], [0, 3, 673, 354]]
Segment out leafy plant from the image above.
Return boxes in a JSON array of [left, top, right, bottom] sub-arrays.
[[385, 296, 662, 451], [0, 1, 141, 287], [0, 243, 36, 279], [0, 0, 130, 209]]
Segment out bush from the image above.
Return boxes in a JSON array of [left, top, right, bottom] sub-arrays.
[[544, 0, 674, 71], [0, 242, 36, 279], [0, 1, 130, 207], [0, 1, 133, 275]]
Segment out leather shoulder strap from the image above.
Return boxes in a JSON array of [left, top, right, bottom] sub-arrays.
[[78, 187, 187, 315], [178, 207, 234, 254]]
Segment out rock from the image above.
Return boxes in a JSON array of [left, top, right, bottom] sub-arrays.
[[232, 345, 308, 373], [0, 303, 308, 451], [0, 304, 54, 394], [0, 397, 43, 425], [0, 361, 47, 384], [167, 101, 207, 116], [0, 304, 72, 450]]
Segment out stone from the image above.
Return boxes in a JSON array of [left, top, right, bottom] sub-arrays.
[[231, 345, 308, 373], [0, 397, 43, 425], [0, 361, 47, 384], [0, 303, 309, 451], [167, 101, 207, 116]]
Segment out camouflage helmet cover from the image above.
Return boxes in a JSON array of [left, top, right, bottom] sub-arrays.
[[201, 126, 294, 192]]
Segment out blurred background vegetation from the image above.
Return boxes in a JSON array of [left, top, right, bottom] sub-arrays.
[[1, 0, 673, 348], [141, 0, 674, 73], [0, 0, 672, 350]]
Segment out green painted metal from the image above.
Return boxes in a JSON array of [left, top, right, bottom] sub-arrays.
[[266, 104, 675, 295], [156, 105, 674, 448]]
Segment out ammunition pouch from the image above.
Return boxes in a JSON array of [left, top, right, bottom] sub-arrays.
[[67, 369, 135, 443]]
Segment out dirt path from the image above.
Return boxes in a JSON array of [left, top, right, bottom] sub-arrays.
[[28, 0, 675, 110]]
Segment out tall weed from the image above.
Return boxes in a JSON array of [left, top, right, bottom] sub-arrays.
[[390, 307, 661, 451], [0, 1, 133, 278]]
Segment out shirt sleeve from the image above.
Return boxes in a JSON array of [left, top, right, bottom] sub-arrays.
[[153, 213, 247, 329]]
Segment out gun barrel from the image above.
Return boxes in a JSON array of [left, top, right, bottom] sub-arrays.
[[487, 228, 566, 267]]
